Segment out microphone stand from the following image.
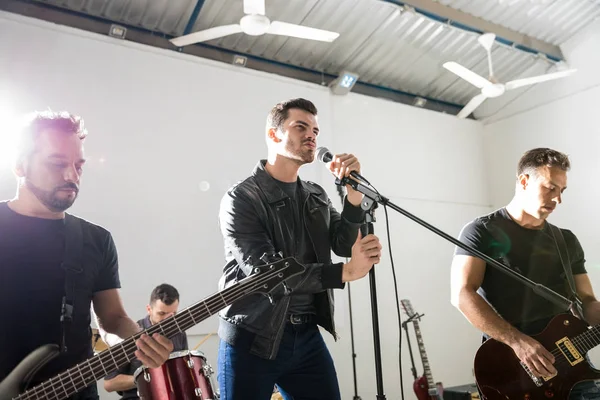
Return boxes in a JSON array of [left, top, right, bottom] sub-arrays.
[[334, 174, 579, 396], [364, 201, 385, 400], [341, 177, 386, 399], [337, 185, 362, 400]]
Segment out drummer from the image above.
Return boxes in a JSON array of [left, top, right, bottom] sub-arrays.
[[104, 283, 189, 399]]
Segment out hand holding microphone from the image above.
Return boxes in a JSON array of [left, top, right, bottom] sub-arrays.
[[316, 146, 382, 281], [316, 147, 364, 206]]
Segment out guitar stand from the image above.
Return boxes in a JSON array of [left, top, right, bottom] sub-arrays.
[[334, 174, 577, 398]]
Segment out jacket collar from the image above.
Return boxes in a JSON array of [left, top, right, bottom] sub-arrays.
[[253, 160, 322, 203]]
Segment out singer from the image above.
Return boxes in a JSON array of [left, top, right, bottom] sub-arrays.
[[217, 97, 382, 400]]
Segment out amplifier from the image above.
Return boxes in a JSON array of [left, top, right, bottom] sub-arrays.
[[443, 383, 480, 400]]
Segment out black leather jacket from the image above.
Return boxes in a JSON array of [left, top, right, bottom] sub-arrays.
[[217, 160, 365, 359]]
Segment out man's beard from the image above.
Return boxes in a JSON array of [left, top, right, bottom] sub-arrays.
[[286, 140, 315, 164], [26, 180, 78, 212]]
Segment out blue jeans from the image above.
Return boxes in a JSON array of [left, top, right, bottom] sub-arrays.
[[217, 322, 341, 400]]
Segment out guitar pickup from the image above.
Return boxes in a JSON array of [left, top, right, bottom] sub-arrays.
[[555, 337, 584, 366]]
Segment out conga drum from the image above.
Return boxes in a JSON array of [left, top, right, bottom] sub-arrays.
[[134, 350, 219, 399]]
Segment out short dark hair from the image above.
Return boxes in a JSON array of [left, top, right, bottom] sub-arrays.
[[16, 110, 87, 161], [517, 148, 570, 176], [266, 98, 318, 131], [149, 283, 180, 306]]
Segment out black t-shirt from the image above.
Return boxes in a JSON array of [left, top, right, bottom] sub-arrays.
[[273, 179, 316, 316], [0, 201, 121, 389], [455, 207, 586, 335], [104, 316, 189, 400]]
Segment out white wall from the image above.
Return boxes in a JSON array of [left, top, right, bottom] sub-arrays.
[[483, 18, 600, 365], [0, 11, 489, 399]]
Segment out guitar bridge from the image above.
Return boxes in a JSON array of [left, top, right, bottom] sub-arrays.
[[556, 337, 584, 366], [519, 361, 556, 386]]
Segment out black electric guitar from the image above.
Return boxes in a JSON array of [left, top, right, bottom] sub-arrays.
[[474, 313, 600, 400], [0, 257, 304, 400]]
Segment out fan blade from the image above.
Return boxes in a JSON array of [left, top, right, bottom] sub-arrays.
[[443, 62, 491, 89], [244, 0, 266, 15], [170, 24, 242, 46], [457, 93, 488, 119], [267, 21, 339, 42], [505, 68, 577, 90]]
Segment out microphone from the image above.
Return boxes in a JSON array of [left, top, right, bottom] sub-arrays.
[[316, 146, 367, 183]]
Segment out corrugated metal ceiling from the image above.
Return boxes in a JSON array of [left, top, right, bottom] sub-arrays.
[[24, 0, 600, 118], [438, 0, 600, 45]]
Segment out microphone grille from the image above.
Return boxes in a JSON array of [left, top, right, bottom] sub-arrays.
[[316, 147, 331, 162]]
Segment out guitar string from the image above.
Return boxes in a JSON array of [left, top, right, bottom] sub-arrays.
[[18, 266, 283, 400], [545, 329, 599, 370], [16, 265, 290, 400], [512, 331, 597, 379], [551, 328, 599, 359]]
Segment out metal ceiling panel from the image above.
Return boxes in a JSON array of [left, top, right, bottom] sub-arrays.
[[26, 0, 600, 118], [437, 0, 600, 45]]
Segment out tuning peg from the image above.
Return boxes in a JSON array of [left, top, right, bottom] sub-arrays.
[[259, 253, 271, 264], [266, 294, 275, 305], [282, 282, 292, 296]]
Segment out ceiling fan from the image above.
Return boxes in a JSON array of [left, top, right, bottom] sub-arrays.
[[442, 33, 577, 119], [169, 0, 340, 47]]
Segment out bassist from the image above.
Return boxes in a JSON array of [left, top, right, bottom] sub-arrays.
[[0, 111, 173, 399], [450, 148, 600, 399]]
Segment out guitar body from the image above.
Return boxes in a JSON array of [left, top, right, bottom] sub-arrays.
[[475, 314, 600, 400], [414, 375, 430, 400], [414, 376, 444, 400], [0, 344, 59, 400]]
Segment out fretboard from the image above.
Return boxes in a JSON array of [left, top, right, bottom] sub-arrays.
[[15, 271, 267, 400], [571, 324, 600, 355], [413, 320, 436, 389]]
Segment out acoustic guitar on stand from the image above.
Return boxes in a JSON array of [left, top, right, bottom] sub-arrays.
[[401, 299, 444, 400]]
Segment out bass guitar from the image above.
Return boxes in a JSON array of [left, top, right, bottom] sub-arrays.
[[0, 257, 304, 400]]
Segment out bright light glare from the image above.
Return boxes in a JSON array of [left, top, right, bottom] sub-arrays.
[[0, 99, 25, 168]]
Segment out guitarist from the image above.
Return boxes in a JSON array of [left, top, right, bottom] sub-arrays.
[[450, 147, 600, 399], [0, 111, 173, 399]]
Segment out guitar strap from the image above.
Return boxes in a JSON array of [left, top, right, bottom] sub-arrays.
[[60, 214, 84, 353], [548, 222, 585, 320]]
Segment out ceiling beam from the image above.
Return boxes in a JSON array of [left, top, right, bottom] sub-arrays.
[[384, 0, 564, 61], [182, 0, 206, 36]]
